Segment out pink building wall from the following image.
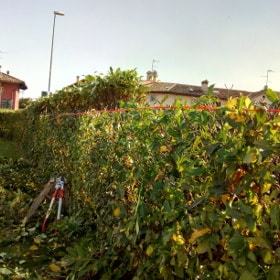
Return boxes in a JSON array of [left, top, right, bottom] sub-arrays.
[[0, 82, 20, 110]]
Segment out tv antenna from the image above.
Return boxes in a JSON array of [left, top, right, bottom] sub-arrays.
[[224, 83, 234, 95], [152, 59, 160, 71], [224, 83, 234, 90], [260, 69, 274, 87]]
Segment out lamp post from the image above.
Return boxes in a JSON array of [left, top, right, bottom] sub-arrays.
[[47, 11, 64, 96]]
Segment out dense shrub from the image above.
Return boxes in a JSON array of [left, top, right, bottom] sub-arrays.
[[10, 94, 279, 279], [0, 109, 24, 140], [1, 76, 280, 279]]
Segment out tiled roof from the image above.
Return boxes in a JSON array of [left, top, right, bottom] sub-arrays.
[[142, 80, 253, 100], [0, 72, 27, 90]]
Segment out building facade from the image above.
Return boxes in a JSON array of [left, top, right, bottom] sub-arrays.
[[143, 70, 279, 107], [0, 70, 27, 110]]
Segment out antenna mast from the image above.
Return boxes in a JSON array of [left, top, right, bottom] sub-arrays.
[[261, 69, 274, 87], [152, 59, 160, 71]]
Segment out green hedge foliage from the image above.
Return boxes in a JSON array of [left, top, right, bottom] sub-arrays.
[[0, 109, 23, 140], [15, 93, 280, 279], [1, 71, 280, 278]]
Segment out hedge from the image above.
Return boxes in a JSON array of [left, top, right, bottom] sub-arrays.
[[10, 93, 280, 279]]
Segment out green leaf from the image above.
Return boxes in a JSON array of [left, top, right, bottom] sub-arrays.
[[170, 256, 176, 266], [196, 239, 210, 254], [163, 200, 171, 213], [255, 110, 267, 125], [266, 88, 279, 103], [240, 270, 256, 280], [188, 197, 205, 210], [0, 267, 13, 275], [177, 248, 188, 266], [206, 143, 220, 155], [139, 203, 148, 218], [247, 237, 270, 249], [270, 203, 280, 230], [229, 235, 246, 251], [267, 264, 280, 280], [174, 265, 184, 279]]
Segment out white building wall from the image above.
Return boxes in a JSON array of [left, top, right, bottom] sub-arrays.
[[146, 93, 193, 106]]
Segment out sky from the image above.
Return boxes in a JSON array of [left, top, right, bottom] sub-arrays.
[[1, 0, 280, 99]]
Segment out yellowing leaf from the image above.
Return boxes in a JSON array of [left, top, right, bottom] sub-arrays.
[[244, 97, 251, 108], [262, 183, 271, 193], [189, 228, 211, 244], [221, 194, 230, 205], [113, 207, 121, 217], [250, 194, 259, 204], [33, 237, 41, 244], [172, 234, 185, 245], [29, 245, 38, 251], [236, 115, 247, 122], [226, 98, 237, 109], [229, 112, 246, 122], [146, 245, 154, 256], [243, 152, 257, 164], [60, 260, 68, 268], [249, 130, 255, 136], [263, 250, 273, 264], [49, 263, 61, 273], [176, 235, 185, 245], [160, 145, 168, 153]]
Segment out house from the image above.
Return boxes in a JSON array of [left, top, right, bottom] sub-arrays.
[[142, 70, 279, 107], [0, 69, 28, 110], [69, 70, 279, 108]]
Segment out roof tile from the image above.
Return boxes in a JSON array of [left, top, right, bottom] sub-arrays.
[[0, 72, 27, 90]]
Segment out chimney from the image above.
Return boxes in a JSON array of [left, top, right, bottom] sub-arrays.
[[201, 79, 209, 92], [6, 70, 9, 75], [146, 71, 152, 81], [152, 70, 158, 81], [76, 75, 80, 83], [146, 70, 158, 81]]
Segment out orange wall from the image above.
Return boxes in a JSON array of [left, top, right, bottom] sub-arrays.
[[0, 83, 19, 110]]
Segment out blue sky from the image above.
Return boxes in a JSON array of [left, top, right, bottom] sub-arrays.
[[1, 0, 280, 98]]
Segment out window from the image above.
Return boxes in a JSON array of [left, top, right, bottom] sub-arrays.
[[150, 95, 157, 103], [1, 99, 12, 109]]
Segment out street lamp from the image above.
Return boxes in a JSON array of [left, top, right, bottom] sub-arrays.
[[47, 11, 64, 96]]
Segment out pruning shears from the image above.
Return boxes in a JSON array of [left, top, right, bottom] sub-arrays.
[[42, 176, 65, 232]]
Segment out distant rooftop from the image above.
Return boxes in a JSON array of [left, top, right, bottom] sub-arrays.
[[0, 70, 27, 90], [142, 70, 279, 101], [142, 80, 253, 100]]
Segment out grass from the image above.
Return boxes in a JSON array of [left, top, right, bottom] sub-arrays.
[[0, 139, 23, 159]]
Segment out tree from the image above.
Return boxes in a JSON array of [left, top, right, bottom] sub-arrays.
[[30, 67, 148, 114], [80, 67, 147, 110], [19, 98, 33, 109]]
